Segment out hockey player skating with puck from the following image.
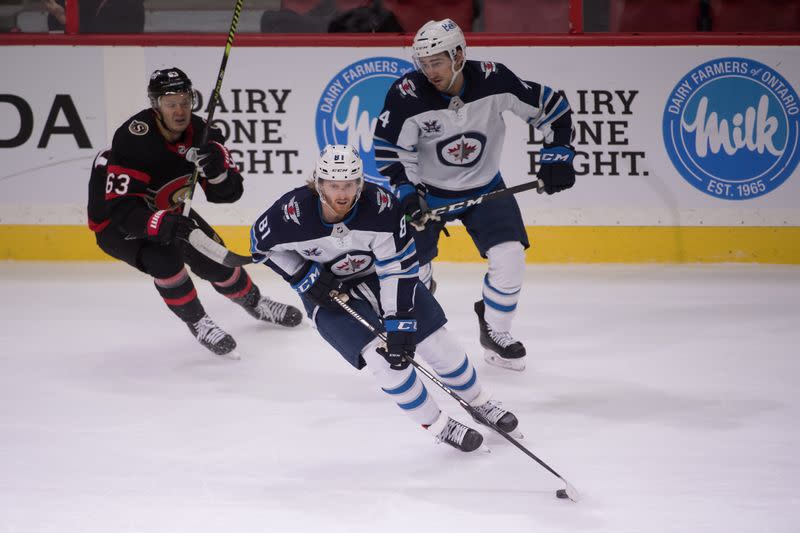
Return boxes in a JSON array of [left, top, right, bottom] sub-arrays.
[[87, 67, 301, 358], [373, 19, 577, 371], [250, 144, 520, 451]]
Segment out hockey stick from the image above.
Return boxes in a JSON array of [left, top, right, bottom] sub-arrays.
[[419, 178, 544, 222], [185, 177, 548, 268], [331, 293, 580, 502], [182, 0, 245, 217], [186, 228, 252, 267]]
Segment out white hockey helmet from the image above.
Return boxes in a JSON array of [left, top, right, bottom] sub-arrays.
[[412, 19, 466, 66], [314, 144, 364, 208]]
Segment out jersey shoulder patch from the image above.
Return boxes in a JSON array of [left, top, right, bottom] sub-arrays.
[[374, 185, 394, 213], [128, 120, 149, 136]]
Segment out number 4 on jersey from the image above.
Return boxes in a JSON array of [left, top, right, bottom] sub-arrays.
[[378, 110, 391, 128]]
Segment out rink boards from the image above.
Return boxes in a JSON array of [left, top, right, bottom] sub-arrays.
[[1, 43, 799, 263]]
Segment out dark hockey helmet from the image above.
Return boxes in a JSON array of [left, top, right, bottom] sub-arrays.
[[147, 67, 193, 107]]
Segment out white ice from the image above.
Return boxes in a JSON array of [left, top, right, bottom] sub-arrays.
[[1, 261, 799, 533]]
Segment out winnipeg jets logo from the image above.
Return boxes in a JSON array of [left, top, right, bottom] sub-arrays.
[[437, 132, 487, 167], [480, 62, 498, 78], [282, 196, 301, 225], [331, 254, 371, 276], [448, 137, 478, 161], [398, 78, 418, 98], [422, 120, 441, 134], [376, 189, 392, 213], [301, 247, 322, 257]]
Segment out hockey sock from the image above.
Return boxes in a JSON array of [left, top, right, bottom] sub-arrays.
[[212, 266, 254, 301], [482, 241, 525, 332], [154, 267, 205, 323], [362, 338, 441, 426], [418, 262, 434, 290], [416, 327, 482, 403]]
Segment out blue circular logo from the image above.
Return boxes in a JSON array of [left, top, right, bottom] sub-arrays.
[[316, 57, 414, 188], [663, 57, 800, 200]]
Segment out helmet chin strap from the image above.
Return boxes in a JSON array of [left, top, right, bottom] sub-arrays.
[[444, 54, 465, 93]]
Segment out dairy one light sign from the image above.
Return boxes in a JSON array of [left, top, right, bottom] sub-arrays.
[[663, 57, 800, 200]]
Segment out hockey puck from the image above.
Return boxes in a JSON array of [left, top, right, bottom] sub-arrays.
[[556, 489, 568, 499]]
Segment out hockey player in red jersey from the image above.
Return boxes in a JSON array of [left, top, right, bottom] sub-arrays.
[[87, 67, 301, 358]]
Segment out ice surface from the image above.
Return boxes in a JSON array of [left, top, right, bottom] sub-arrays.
[[1, 261, 798, 533]]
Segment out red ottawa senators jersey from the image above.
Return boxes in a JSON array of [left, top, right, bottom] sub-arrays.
[[87, 108, 243, 235]]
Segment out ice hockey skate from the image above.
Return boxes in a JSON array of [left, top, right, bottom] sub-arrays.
[[471, 398, 523, 439], [425, 412, 488, 453], [234, 287, 303, 327], [187, 315, 239, 359], [474, 300, 526, 371]]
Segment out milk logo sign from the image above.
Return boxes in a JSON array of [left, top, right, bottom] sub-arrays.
[[316, 57, 414, 188], [663, 57, 800, 200]]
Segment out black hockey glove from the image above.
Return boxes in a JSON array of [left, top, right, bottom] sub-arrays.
[[377, 317, 417, 371], [290, 262, 344, 310], [145, 210, 199, 245], [187, 141, 237, 183], [396, 183, 438, 231], [536, 145, 576, 195]]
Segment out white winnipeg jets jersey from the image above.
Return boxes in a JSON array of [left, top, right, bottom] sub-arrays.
[[374, 60, 571, 193], [249, 183, 419, 318]]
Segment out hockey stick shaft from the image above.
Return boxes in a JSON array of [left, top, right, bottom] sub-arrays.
[[186, 228, 252, 267], [182, 0, 245, 217], [424, 178, 544, 219], [331, 293, 579, 501]]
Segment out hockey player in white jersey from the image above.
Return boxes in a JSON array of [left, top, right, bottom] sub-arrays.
[[250, 144, 520, 452], [373, 19, 576, 372]]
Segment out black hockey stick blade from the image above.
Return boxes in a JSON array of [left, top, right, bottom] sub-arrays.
[[186, 228, 252, 267]]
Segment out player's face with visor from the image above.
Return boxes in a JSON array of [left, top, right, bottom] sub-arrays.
[[157, 93, 193, 134], [318, 178, 360, 220]]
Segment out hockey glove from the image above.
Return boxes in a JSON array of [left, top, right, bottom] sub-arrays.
[[397, 183, 438, 231], [145, 210, 199, 245], [186, 141, 237, 183], [290, 262, 344, 310], [377, 317, 417, 371], [536, 145, 576, 195]]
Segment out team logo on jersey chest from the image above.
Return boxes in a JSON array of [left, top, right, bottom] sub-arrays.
[[330, 253, 373, 276], [282, 196, 301, 225], [437, 132, 486, 167], [151, 174, 192, 210], [128, 120, 149, 136]]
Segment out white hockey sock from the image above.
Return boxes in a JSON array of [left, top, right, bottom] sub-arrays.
[[362, 338, 440, 426], [416, 327, 482, 404], [418, 262, 434, 290], [482, 241, 525, 332]]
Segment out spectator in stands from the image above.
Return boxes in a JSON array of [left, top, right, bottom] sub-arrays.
[[328, 4, 404, 32], [261, 0, 336, 33], [42, 0, 144, 33]]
